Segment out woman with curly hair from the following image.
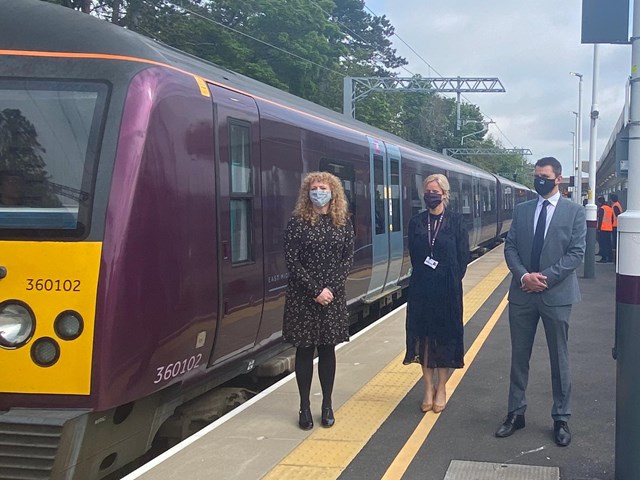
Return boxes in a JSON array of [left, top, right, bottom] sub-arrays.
[[283, 171, 354, 430]]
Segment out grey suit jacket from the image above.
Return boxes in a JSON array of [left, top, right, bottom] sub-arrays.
[[504, 196, 586, 306]]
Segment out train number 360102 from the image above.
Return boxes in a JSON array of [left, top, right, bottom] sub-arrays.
[[26, 278, 81, 292], [154, 354, 203, 384]]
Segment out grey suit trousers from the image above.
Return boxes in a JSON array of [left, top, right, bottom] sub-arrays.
[[507, 296, 572, 421]]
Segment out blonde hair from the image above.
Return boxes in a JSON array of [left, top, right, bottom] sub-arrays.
[[293, 171, 348, 226], [423, 173, 450, 207]]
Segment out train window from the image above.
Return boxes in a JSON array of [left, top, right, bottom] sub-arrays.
[[229, 122, 251, 194], [482, 185, 490, 212], [488, 184, 496, 212], [389, 159, 400, 232], [0, 79, 108, 238], [228, 121, 253, 263], [503, 186, 512, 209], [319, 158, 355, 216], [448, 175, 461, 214], [461, 179, 472, 216], [374, 154, 385, 235], [411, 174, 423, 217], [230, 199, 252, 263]]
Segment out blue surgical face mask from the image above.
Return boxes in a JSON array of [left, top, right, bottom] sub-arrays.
[[309, 189, 332, 207]]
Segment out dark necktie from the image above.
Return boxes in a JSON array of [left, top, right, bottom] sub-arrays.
[[530, 200, 550, 272]]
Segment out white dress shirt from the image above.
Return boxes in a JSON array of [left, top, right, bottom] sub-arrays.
[[533, 191, 560, 237]]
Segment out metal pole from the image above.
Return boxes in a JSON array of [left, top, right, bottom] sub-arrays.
[[571, 130, 576, 199], [585, 45, 600, 279], [573, 112, 579, 202], [615, 0, 640, 477], [456, 92, 461, 131], [577, 74, 584, 203], [343, 77, 354, 118]]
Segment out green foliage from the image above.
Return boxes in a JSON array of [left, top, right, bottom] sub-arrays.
[[0, 109, 61, 206], [39, 0, 523, 179]]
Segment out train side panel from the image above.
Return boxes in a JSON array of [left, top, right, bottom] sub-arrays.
[[93, 67, 219, 410], [255, 97, 374, 325]]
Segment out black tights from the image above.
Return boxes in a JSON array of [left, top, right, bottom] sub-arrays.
[[295, 345, 336, 410]]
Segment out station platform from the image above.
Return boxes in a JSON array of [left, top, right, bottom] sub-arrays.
[[124, 246, 617, 480]]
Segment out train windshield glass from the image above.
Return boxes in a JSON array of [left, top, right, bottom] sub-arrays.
[[0, 80, 107, 237]]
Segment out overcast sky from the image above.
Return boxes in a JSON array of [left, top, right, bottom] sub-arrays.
[[364, 0, 631, 177]]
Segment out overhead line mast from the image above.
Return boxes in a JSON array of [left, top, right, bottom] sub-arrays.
[[442, 148, 533, 157], [343, 76, 505, 130]]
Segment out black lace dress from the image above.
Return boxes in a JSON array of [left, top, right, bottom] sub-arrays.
[[404, 210, 469, 368], [282, 214, 355, 347]]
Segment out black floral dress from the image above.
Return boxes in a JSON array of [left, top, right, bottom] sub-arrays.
[[404, 210, 469, 368], [283, 214, 355, 347]]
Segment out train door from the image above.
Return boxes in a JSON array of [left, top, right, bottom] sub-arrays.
[[385, 144, 403, 289], [208, 84, 264, 366], [364, 138, 403, 301], [471, 173, 482, 248]]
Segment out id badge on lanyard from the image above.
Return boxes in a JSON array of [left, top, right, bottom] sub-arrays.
[[424, 213, 442, 269], [424, 256, 439, 269]]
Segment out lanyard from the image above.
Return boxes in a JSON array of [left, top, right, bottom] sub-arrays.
[[427, 212, 443, 254]]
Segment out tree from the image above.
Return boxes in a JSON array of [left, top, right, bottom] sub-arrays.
[[39, 0, 523, 172], [0, 109, 60, 206]]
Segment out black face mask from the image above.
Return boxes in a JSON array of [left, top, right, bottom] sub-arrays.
[[424, 192, 443, 209], [533, 176, 556, 197]]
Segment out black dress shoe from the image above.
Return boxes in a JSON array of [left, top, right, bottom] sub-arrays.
[[554, 420, 571, 446], [495, 413, 525, 438], [298, 409, 313, 430], [321, 407, 335, 428]]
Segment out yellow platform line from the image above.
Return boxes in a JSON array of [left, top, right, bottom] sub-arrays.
[[381, 294, 509, 479], [262, 263, 510, 480]]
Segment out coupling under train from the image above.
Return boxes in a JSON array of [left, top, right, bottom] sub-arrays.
[[0, 1, 534, 478]]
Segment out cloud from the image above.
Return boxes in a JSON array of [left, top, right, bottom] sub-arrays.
[[366, 0, 631, 172]]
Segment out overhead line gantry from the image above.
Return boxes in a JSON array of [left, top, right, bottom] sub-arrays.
[[343, 76, 506, 130]]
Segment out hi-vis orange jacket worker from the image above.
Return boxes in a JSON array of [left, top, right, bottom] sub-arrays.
[[599, 204, 613, 232], [612, 200, 623, 228]]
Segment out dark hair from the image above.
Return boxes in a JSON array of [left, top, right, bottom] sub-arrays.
[[535, 157, 562, 177], [610, 193, 618, 202], [597, 196, 605, 205]]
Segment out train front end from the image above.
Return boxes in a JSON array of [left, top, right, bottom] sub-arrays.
[[0, 49, 125, 476], [0, 80, 107, 399], [0, 1, 220, 477]]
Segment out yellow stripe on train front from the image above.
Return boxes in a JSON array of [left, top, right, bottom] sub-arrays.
[[0, 241, 102, 394]]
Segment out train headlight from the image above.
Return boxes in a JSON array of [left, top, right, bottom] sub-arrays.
[[31, 337, 60, 367], [54, 311, 83, 340], [0, 301, 35, 349]]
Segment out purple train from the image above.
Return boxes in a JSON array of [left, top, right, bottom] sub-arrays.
[[0, 1, 534, 478]]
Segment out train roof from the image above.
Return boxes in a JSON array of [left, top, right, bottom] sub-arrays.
[[4, 0, 502, 181], [493, 174, 533, 192]]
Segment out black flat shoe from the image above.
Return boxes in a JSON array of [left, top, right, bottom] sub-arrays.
[[299, 409, 313, 430], [495, 413, 525, 438], [321, 407, 335, 428], [554, 420, 571, 446]]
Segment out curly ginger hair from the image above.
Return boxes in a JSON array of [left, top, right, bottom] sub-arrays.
[[293, 171, 349, 227]]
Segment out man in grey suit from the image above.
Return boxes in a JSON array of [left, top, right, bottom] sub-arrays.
[[495, 157, 586, 446]]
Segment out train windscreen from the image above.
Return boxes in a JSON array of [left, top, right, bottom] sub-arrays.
[[0, 80, 108, 237]]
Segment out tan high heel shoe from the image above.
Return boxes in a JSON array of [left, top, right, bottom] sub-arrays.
[[433, 387, 446, 413], [420, 387, 435, 413]]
